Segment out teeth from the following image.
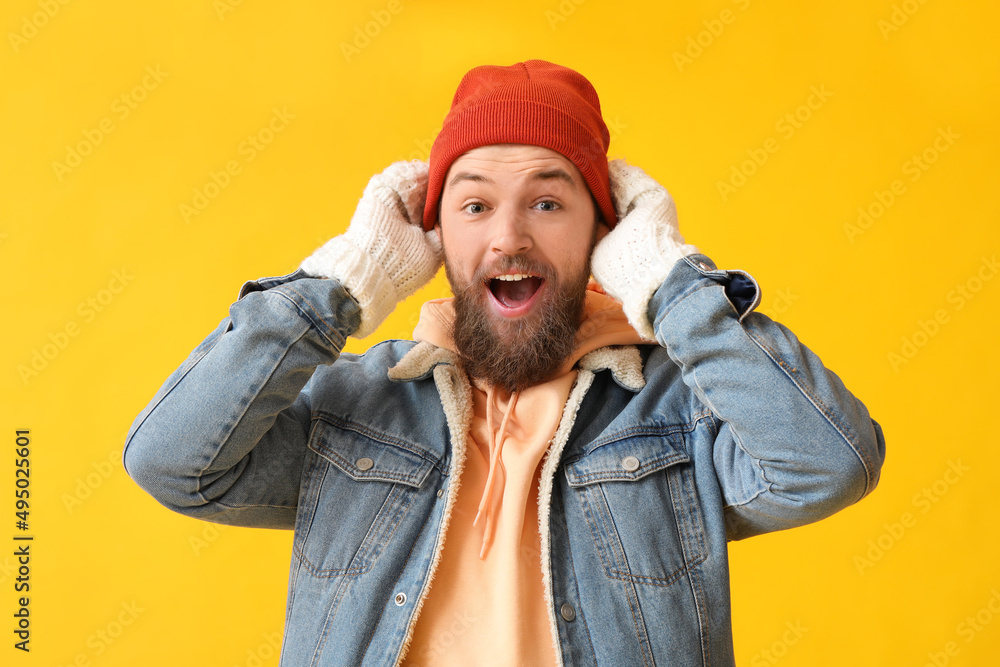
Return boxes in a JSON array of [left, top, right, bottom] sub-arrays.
[[494, 273, 533, 281]]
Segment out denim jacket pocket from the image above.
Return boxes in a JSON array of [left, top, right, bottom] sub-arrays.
[[564, 432, 708, 586], [293, 416, 436, 578]]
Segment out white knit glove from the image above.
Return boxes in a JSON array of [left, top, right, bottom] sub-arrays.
[[300, 160, 442, 338], [591, 159, 699, 339]]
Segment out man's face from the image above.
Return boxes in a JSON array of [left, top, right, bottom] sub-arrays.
[[436, 144, 609, 391]]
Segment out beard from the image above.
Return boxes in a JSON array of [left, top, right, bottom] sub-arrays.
[[445, 249, 594, 393]]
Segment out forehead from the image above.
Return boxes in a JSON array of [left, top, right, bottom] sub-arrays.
[[445, 144, 584, 188]]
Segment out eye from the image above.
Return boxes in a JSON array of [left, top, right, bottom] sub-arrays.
[[533, 200, 560, 212], [463, 202, 487, 215]]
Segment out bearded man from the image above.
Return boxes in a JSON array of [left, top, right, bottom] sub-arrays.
[[124, 61, 885, 666]]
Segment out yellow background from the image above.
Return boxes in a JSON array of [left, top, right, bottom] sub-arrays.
[[2, 0, 998, 664]]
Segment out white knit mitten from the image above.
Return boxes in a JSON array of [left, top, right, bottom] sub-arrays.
[[300, 161, 442, 337], [591, 159, 699, 339]]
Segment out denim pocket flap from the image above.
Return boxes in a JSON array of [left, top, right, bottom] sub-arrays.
[[564, 434, 688, 487], [309, 418, 435, 488]]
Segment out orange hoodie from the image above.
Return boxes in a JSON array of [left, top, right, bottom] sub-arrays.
[[401, 286, 647, 666]]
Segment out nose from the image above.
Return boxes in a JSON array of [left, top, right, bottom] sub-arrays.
[[490, 206, 532, 256]]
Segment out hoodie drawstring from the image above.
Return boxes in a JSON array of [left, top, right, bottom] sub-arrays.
[[473, 385, 519, 559]]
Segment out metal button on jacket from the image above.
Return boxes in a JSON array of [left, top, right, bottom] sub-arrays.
[[621, 456, 640, 472], [560, 603, 576, 621], [394, 592, 407, 606], [356, 457, 374, 471]]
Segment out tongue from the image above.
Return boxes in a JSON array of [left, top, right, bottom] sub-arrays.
[[493, 277, 542, 307]]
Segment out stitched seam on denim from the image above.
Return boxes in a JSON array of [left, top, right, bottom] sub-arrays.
[[299, 457, 360, 667], [598, 484, 630, 579], [657, 283, 721, 325], [725, 418, 774, 507], [550, 489, 599, 666], [723, 426, 771, 509], [606, 520, 708, 587], [581, 418, 704, 454], [668, 463, 710, 576], [603, 495, 655, 667], [353, 484, 413, 572], [193, 325, 312, 505], [214, 500, 297, 511], [308, 561, 353, 667], [685, 353, 772, 510], [123, 318, 235, 474], [670, 467, 707, 563], [566, 452, 688, 486], [374, 487, 440, 667], [274, 285, 349, 350], [291, 461, 352, 576], [292, 481, 412, 578], [563, 412, 713, 483], [284, 451, 322, 635], [315, 413, 441, 473], [605, 566, 702, 587], [290, 451, 323, 569], [122, 340, 215, 469], [600, 485, 648, 662], [308, 441, 427, 486], [684, 553, 712, 667], [580, 481, 699, 587], [579, 486, 615, 575], [744, 327, 875, 497]]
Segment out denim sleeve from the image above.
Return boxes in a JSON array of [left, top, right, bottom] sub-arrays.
[[648, 255, 886, 540], [122, 269, 362, 529]]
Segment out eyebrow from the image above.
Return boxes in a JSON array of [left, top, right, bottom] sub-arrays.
[[447, 172, 493, 189], [531, 169, 579, 190], [446, 168, 580, 190]]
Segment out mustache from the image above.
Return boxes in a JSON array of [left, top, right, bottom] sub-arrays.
[[471, 255, 555, 284]]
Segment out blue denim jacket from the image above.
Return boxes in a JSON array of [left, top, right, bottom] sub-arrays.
[[124, 255, 885, 666]]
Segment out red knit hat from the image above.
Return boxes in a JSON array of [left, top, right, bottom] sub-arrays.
[[423, 60, 616, 230]]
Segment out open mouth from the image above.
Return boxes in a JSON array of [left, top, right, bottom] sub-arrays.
[[488, 273, 544, 311]]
